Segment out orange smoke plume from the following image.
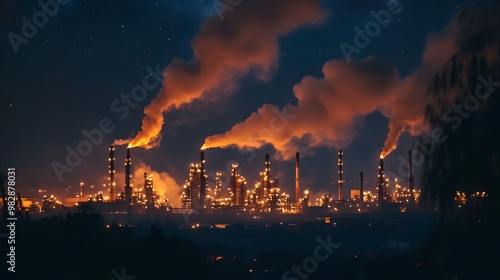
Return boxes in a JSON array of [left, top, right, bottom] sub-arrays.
[[113, 160, 182, 206], [203, 58, 399, 159], [116, 0, 326, 149], [379, 20, 460, 157], [204, 17, 462, 159], [112, 138, 130, 147]]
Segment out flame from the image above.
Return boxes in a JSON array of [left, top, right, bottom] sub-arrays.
[[113, 138, 149, 149], [380, 154, 384, 159], [200, 144, 218, 151], [202, 58, 399, 160], [121, 0, 326, 150], [113, 138, 130, 147]]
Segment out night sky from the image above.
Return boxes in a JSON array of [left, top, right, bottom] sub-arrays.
[[0, 0, 492, 204]]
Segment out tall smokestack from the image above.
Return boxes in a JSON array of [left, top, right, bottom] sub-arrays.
[[200, 151, 206, 208], [215, 172, 222, 199], [125, 148, 132, 203], [230, 164, 239, 205], [295, 152, 300, 204], [408, 150, 415, 204], [108, 146, 116, 202], [378, 156, 385, 206], [359, 172, 364, 202], [265, 154, 270, 195], [338, 150, 343, 200], [258, 172, 265, 201]]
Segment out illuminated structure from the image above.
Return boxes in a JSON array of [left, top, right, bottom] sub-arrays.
[[214, 172, 222, 199], [302, 190, 310, 207], [408, 150, 415, 204], [338, 150, 343, 200], [230, 164, 247, 206], [265, 154, 271, 196], [268, 179, 279, 210], [42, 195, 63, 211], [394, 178, 421, 205], [177, 152, 296, 212], [171, 152, 429, 214], [79, 182, 85, 198], [350, 190, 360, 199], [144, 172, 154, 205], [295, 152, 300, 205], [229, 164, 237, 201], [257, 172, 265, 201], [247, 187, 257, 206], [181, 152, 208, 209], [182, 163, 201, 209], [319, 193, 332, 206], [363, 191, 376, 203], [377, 156, 386, 206], [455, 191, 487, 208], [267, 178, 291, 212], [252, 153, 271, 205], [359, 172, 364, 202], [125, 148, 132, 203], [108, 145, 116, 202], [200, 151, 206, 208]]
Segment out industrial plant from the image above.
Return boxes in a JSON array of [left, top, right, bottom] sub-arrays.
[[26, 144, 431, 217], [11, 143, 490, 228]]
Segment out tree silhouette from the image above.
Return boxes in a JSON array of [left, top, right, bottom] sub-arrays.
[[421, 4, 500, 220], [415, 5, 500, 278]]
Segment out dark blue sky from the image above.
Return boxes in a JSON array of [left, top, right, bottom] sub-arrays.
[[0, 0, 491, 201]]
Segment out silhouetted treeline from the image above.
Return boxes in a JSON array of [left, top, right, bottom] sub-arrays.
[[0, 205, 497, 279], [9, 205, 210, 280]]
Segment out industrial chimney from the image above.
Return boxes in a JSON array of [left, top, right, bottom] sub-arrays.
[[338, 150, 343, 200], [408, 150, 415, 204], [200, 151, 206, 209], [108, 145, 116, 202], [295, 152, 300, 205], [377, 156, 385, 206], [359, 172, 364, 202], [265, 154, 270, 196], [230, 164, 239, 205], [125, 147, 132, 203]]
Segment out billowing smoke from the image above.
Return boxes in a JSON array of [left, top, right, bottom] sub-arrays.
[[203, 18, 462, 159], [115, 0, 326, 149], [203, 58, 398, 159], [114, 161, 182, 206], [379, 21, 460, 156], [131, 161, 182, 206]]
